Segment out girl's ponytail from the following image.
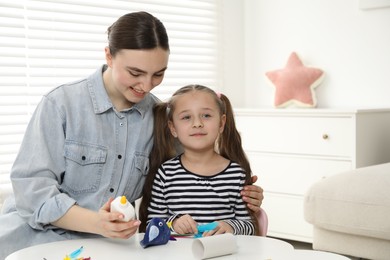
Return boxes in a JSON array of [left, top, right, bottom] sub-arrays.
[[218, 94, 252, 185], [218, 94, 260, 235], [138, 102, 176, 232]]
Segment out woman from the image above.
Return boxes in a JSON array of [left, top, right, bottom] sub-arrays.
[[0, 11, 263, 259]]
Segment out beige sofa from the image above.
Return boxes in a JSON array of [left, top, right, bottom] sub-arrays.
[[304, 163, 390, 260]]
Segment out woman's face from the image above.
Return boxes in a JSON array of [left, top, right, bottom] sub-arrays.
[[104, 47, 169, 109]]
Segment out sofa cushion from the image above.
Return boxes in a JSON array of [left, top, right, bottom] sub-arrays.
[[304, 163, 390, 240]]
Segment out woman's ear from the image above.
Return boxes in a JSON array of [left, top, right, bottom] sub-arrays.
[[105, 47, 113, 67], [168, 121, 178, 138]]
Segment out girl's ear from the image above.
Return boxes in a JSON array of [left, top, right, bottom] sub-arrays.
[[168, 121, 178, 138], [105, 47, 113, 67], [219, 114, 226, 133]]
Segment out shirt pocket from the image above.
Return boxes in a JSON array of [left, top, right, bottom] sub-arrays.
[[125, 152, 150, 201], [134, 153, 149, 175], [62, 140, 107, 194]]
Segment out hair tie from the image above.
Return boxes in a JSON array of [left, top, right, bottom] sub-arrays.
[[215, 92, 222, 98], [166, 104, 171, 115]]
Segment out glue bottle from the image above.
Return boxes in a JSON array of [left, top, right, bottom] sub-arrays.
[[110, 195, 136, 222]]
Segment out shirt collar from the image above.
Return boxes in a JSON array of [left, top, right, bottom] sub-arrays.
[[87, 65, 159, 117]]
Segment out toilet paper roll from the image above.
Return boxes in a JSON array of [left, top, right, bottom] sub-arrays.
[[192, 233, 237, 259]]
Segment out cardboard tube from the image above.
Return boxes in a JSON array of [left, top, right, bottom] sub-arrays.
[[192, 233, 237, 259]]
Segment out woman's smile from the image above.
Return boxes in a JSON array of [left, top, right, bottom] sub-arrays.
[[130, 86, 146, 98]]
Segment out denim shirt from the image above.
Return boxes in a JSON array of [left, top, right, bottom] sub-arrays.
[[9, 65, 158, 231]]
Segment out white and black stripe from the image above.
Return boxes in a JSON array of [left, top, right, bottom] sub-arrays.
[[147, 155, 254, 235]]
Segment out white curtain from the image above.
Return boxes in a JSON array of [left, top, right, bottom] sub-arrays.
[[0, 0, 221, 207]]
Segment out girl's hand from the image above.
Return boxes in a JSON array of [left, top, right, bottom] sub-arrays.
[[202, 221, 233, 237], [96, 198, 141, 239], [172, 214, 198, 235], [241, 175, 264, 213]]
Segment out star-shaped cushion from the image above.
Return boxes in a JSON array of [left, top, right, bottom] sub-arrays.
[[265, 52, 324, 108]]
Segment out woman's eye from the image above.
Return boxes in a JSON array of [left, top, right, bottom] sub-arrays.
[[154, 73, 164, 78], [129, 71, 141, 77]]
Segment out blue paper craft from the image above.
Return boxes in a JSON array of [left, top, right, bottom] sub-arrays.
[[194, 222, 218, 238], [140, 218, 172, 248], [63, 246, 84, 260]]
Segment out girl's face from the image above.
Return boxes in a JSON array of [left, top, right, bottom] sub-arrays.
[[104, 47, 169, 109], [169, 91, 226, 152]]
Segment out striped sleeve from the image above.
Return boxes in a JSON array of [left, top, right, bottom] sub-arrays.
[[224, 219, 255, 235], [146, 166, 172, 221], [222, 165, 255, 235]]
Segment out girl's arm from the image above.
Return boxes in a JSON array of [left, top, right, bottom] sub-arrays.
[[205, 172, 256, 236], [145, 168, 173, 223], [170, 214, 198, 235], [146, 167, 198, 234], [226, 173, 256, 235], [222, 218, 255, 235]]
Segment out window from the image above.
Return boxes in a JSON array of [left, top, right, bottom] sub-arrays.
[[0, 0, 220, 205]]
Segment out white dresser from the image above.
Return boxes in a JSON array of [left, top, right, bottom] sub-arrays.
[[234, 108, 390, 242]]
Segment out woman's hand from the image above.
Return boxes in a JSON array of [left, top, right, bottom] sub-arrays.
[[241, 175, 264, 213], [202, 221, 233, 237], [96, 198, 141, 239], [51, 198, 140, 239], [172, 214, 198, 235]]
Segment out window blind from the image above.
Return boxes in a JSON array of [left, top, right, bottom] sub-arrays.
[[0, 0, 220, 206]]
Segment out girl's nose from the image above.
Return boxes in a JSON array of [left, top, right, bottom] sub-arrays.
[[192, 117, 204, 128]]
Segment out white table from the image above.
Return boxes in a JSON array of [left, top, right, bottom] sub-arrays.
[[290, 250, 351, 260], [6, 234, 294, 260]]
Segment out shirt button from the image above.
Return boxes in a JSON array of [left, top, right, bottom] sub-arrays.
[[120, 122, 124, 126], [109, 188, 114, 193], [118, 155, 122, 159], [81, 156, 86, 160]]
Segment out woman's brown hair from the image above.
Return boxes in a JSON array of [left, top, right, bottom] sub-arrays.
[[107, 11, 169, 56]]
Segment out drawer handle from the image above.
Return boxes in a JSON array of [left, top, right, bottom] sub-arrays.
[[322, 134, 329, 140]]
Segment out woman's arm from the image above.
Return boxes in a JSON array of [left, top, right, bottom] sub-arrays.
[[11, 97, 73, 229], [51, 198, 140, 239]]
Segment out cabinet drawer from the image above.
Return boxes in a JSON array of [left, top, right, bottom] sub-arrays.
[[249, 152, 352, 195], [236, 116, 354, 157], [262, 193, 312, 242]]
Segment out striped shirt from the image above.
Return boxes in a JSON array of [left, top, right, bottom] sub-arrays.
[[147, 155, 255, 235]]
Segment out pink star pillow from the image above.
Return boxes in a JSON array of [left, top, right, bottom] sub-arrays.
[[265, 52, 324, 108]]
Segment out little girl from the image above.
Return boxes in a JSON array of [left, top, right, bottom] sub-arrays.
[[139, 84, 259, 236]]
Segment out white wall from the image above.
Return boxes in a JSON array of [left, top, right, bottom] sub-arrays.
[[222, 0, 390, 109], [220, 0, 246, 105]]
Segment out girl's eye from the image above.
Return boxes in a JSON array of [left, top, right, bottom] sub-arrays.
[[181, 115, 190, 120], [203, 114, 211, 118]]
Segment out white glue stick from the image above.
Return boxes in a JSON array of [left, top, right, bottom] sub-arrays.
[[110, 196, 136, 222]]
